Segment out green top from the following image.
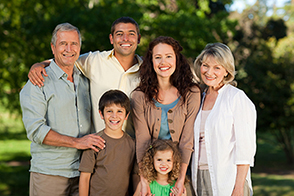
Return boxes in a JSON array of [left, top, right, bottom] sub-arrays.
[[150, 180, 176, 196]]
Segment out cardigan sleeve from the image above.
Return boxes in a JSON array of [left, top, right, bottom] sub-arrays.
[[232, 90, 257, 166], [179, 86, 201, 164], [131, 90, 152, 163]]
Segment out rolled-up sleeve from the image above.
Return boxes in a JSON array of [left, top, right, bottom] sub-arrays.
[[232, 91, 257, 166], [20, 81, 51, 144]]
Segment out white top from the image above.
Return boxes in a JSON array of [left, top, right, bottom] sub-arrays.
[[75, 50, 143, 137], [191, 84, 257, 196]]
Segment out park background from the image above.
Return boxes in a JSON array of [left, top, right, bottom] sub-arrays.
[[1, 0, 294, 195]]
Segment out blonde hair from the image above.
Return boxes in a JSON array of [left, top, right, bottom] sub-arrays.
[[194, 43, 237, 86], [140, 140, 181, 185]]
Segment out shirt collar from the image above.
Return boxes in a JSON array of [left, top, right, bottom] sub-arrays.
[[203, 83, 229, 97], [49, 60, 81, 79], [107, 49, 143, 69]]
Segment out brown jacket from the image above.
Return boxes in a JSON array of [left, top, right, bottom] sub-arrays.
[[131, 86, 201, 164]]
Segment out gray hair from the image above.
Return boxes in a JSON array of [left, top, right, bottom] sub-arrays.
[[194, 43, 237, 86], [51, 23, 82, 47]]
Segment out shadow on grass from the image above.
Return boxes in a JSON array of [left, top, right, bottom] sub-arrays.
[[0, 163, 29, 196], [253, 132, 294, 173], [252, 173, 294, 196], [0, 127, 27, 140]]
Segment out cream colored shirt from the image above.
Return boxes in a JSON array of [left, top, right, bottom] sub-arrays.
[[75, 50, 142, 136]]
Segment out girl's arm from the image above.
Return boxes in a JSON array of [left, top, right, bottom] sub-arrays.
[[231, 164, 250, 196], [79, 172, 91, 196]]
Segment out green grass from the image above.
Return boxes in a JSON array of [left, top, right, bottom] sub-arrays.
[[252, 173, 294, 196], [0, 105, 30, 196]]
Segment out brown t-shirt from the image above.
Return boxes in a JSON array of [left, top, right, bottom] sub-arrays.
[[79, 131, 135, 196]]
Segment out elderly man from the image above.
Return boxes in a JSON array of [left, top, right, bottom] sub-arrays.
[[20, 23, 104, 196]]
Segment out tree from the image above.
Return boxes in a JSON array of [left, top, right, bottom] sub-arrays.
[[229, 1, 294, 164]]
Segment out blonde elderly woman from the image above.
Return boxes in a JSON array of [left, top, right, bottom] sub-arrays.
[[191, 43, 256, 196]]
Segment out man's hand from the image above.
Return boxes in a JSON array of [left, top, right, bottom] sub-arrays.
[[43, 130, 105, 151], [75, 133, 106, 152], [28, 61, 50, 87]]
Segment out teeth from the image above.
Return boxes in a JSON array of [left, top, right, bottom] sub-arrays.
[[159, 67, 169, 71], [121, 44, 131, 47], [63, 54, 74, 57], [110, 120, 119, 124]]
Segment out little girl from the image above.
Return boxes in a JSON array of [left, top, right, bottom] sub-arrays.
[[134, 139, 186, 196]]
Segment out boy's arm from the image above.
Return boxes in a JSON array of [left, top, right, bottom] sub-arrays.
[[28, 60, 51, 87], [79, 172, 91, 196]]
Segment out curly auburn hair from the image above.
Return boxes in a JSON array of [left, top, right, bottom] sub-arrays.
[[140, 139, 181, 185], [136, 36, 199, 104]]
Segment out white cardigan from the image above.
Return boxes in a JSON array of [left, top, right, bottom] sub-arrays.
[[191, 84, 257, 196]]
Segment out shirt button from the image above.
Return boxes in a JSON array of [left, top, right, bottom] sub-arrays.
[[170, 130, 175, 134], [168, 119, 173, 123], [80, 125, 82, 127], [168, 110, 173, 113]]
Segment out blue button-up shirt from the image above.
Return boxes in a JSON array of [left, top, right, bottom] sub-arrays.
[[20, 61, 92, 178]]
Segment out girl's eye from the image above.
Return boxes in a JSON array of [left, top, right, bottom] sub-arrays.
[[167, 159, 171, 162]]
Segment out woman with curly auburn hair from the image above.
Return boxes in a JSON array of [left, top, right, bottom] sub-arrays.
[[131, 36, 201, 196]]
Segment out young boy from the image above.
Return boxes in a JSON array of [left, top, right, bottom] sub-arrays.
[[79, 90, 135, 196]]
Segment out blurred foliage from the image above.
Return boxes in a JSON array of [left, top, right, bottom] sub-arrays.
[[230, 1, 294, 164]]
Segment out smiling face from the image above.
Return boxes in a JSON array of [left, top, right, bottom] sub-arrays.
[[51, 30, 80, 68], [153, 149, 174, 176], [152, 43, 176, 80], [200, 55, 228, 90], [99, 103, 129, 132], [109, 22, 140, 58]]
